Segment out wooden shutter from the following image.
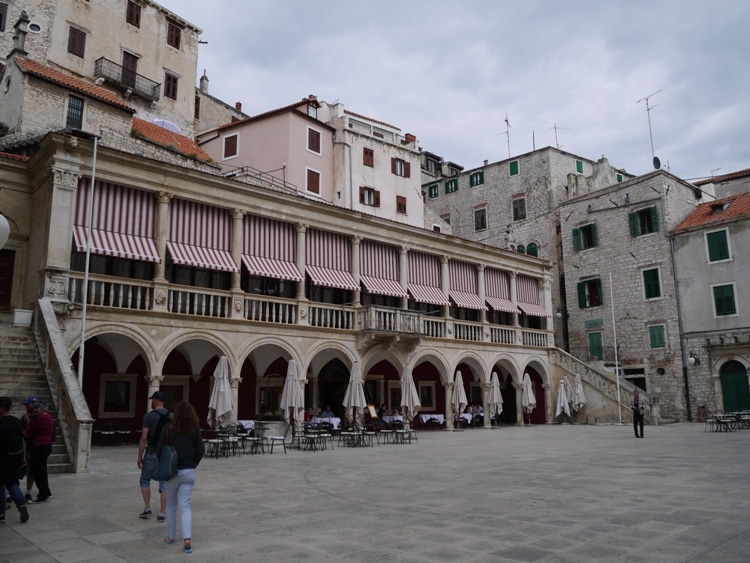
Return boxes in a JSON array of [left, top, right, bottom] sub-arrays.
[[404, 162, 411, 178], [308, 129, 321, 153], [594, 279, 603, 306], [628, 212, 638, 237], [591, 223, 598, 247], [572, 228, 581, 251], [307, 170, 320, 194], [224, 135, 237, 158], [577, 282, 586, 308], [68, 27, 86, 57], [391, 157, 397, 174], [650, 206, 660, 232], [374, 190, 380, 207], [359, 186, 365, 204]]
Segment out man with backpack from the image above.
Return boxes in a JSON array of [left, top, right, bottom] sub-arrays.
[[137, 391, 170, 521], [0, 396, 30, 524]]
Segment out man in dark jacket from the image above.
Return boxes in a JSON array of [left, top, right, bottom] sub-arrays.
[[0, 396, 30, 523], [23, 401, 54, 503]]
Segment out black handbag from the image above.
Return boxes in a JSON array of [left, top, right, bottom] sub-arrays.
[[152, 424, 178, 481]]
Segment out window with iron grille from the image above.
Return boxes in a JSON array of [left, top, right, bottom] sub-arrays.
[[167, 22, 181, 49], [67, 26, 86, 58], [307, 128, 321, 154], [126, 1, 141, 27], [396, 196, 406, 214], [164, 72, 178, 100], [66, 96, 84, 129], [363, 148, 374, 167]]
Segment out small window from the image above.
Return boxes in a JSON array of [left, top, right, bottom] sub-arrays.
[[526, 243, 538, 257], [643, 268, 661, 300], [0, 3, 8, 32], [363, 148, 374, 167], [474, 208, 487, 231], [307, 128, 321, 154], [470, 170, 484, 187], [396, 196, 407, 214], [575, 159, 584, 174], [359, 186, 380, 207], [577, 279, 603, 308], [629, 206, 659, 237], [445, 179, 458, 194], [428, 184, 439, 199], [67, 26, 86, 58], [509, 160, 520, 176], [306, 169, 320, 195], [426, 158, 438, 174], [307, 104, 317, 118], [441, 214, 451, 225], [648, 325, 666, 348], [66, 95, 84, 129], [223, 134, 238, 159], [706, 229, 730, 262], [164, 72, 178, 100], [126, 1, 141, 27], [712, 283, 736, 316], [433, 225, 441, 233], [194, 95, 200, 120], [167, 21, 181, 49], [572, 223, 597, 251], [616, 173, 624, 183], [512, 197, 526, 221], [391, 157, 410, 177], [516, 244, 526, 254]]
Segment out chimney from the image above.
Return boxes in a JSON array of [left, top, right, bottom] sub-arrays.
[[235, 102, 242, 112], [11, 11, 30, 56], [484, 160, 488, 166], [199, 70, 209, 94], [403, 133, 416, 145]]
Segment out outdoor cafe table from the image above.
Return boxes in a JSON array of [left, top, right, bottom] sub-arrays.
[[381, 415, 403, 424], [311, 416, 341, 429], [418, 414, 445, 424]]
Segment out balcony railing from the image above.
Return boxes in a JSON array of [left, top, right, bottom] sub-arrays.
[[94, 57, 161, 102], [66, 273, 551, 348]]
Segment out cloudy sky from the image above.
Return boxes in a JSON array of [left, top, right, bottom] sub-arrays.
[[159, 0, 750, 181]]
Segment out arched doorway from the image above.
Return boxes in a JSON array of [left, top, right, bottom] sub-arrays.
[[720, 361, 750, 412], [318, 358, 349, 418], [500, 372, 517, 425]]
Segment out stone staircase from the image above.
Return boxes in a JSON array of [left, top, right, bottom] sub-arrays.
[[0, 323, 73, 473]]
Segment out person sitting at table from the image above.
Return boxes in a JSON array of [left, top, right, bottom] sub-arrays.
[[304, 409, 313, 422], [320, 406, 334, 418], [377, 404, 386, 418]]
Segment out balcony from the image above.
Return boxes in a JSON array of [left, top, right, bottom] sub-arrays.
[[94, 57, 161, 102]]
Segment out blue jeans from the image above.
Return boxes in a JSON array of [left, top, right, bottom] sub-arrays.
[[1, 462, 25, 517], [165, 468, 196, 541], [139, 452, 165, 492]]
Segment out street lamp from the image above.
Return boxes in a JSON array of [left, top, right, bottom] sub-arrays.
[[687, 351, 700, 366], [0, 212, 10, 249]]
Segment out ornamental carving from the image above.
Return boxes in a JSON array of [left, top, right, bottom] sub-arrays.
[[154, 290, 166, 305], [46, 278, 67, 297], [52, 168, 81, 189], [234, 299, 242, 312]]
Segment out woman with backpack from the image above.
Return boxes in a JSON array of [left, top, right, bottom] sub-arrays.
[[157, 401, 204, 554]]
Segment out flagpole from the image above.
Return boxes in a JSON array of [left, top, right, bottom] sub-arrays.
[[609, 272, 622, 424]]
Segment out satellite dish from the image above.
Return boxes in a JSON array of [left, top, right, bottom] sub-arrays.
[[653, 156, 661, 170]]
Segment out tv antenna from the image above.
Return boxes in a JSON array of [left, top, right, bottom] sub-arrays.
[[549, 123, 568, 149], [710, 167, 722, 178], [498, 114, 511, 159], [636, 90, 662, 169]]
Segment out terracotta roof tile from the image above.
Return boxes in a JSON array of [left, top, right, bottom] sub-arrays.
[[14, 57, 134, 113], [132, 117, 214, 163], [211, 96, 332, 134], [0, 151, 30, 162], [694, 167, 750, 187], [674, 192, 750, 232]]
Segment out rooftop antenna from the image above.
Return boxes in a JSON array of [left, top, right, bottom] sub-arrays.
[[710, 167, 722, 178], [636, 90, 662, 169], [501, 114, 511, 159], [549, 123, 568, 149]]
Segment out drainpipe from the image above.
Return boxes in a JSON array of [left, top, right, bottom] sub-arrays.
[[333, 140, 352, 209], [670, 233, 692, 421], [79, 135, 99, 386]]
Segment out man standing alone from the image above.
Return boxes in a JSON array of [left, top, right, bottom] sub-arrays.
[[137, 391, 170, 521], [0, 396, 29, 523], [633, 389, 644, 438]]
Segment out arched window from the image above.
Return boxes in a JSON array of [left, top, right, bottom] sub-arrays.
[[526, 243, 538, 257], [516, 244, 525, 254]]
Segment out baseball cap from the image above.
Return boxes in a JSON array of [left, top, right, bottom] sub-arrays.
[[149, 391, 166, 401], [22, 395, 38, 405]]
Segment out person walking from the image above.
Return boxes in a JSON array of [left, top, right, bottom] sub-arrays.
[[633, 389, 645, 438], [137, 391, 170, 521], [19, 396, 37, 501], [157, 401, 204, 554], [0, 397, 29, 523], [23, 401, 54, 503]]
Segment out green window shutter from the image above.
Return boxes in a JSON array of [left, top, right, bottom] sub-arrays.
[[591, 223, 598, 247], [707, 231, 729, 261], [577, 282, 586, 308], [649, 326, 665, 348], [517, 244, 525, 254], [576, 160, 583, 174], [526, 243, 538, 257], [572, 228, 581, 251], [509, 160, 519, 176], [643, 269, 661, 299], [714, 285, 736, 315], [628, 211, 638, 237], [479, 170, 484, 184], [650, 206, 660, 231], [594, 279, 603, 305]]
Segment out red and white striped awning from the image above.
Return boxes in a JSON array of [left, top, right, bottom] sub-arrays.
[[73, 226, 160, 263], [361, 275, 408, 298], [517, 302, 551, 318], [408, 284, 450, 306], [167, 241, 238, 272], [241, 255, 303, 282], [517, 274, 550, 317], [485, 296, 518, 314], [449, 290, 488, 310], [306, 265, 358, 290]]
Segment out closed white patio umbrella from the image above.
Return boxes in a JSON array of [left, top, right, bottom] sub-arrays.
[[487, 371, 504, 423], [280, 359, 305, 436], [400, 364, 421, 422], [563, 376, 575, 413], [556, 380, 571, 418], [573, 373, 587, 412], [521, 372, 536, 425], [342, 361, 367, 425], [207, 356, 234, 429], [452, 371, 468, 426]]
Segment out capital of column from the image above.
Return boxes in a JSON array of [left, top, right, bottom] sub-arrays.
[[233, 208, 245, 220], [401, 245, 409, 255], [296, 223, 307, 234], [441, 255, 449, 265], [146, 374, 164, 386], [157, 191, 172, 204], [351, 235, 361, 245], [509, 271, 517, 280], [477, 263, 485, 273]]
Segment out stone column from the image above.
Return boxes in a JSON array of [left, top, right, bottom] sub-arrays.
[[154, 192, 170, 281], [311, 376, 319, 412], [230, 376, 241, 423], [541, 276, 553, 332], [145, 374, 164, 411], [400, 246, 409, 309], [295, 223, 307, 300], [441, 255, 450, 317], [351, 235, 361, 304], [482, 381, 492, 428], [514, 381, 524, 426], [509, 271, 519, 327], [544, 383, 553, 423], [231, 209, 244, 291], [477, 263, 487, 324], [445, 381, 454, 431]]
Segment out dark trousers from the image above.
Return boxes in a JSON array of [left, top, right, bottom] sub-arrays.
[[633, 410, 644, 437], [1, 461, 25, 516], [29, 444, 52, 499]]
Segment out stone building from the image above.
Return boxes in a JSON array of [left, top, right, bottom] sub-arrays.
[[672, 191, 750, 415], [693, 167, 750, 199]]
